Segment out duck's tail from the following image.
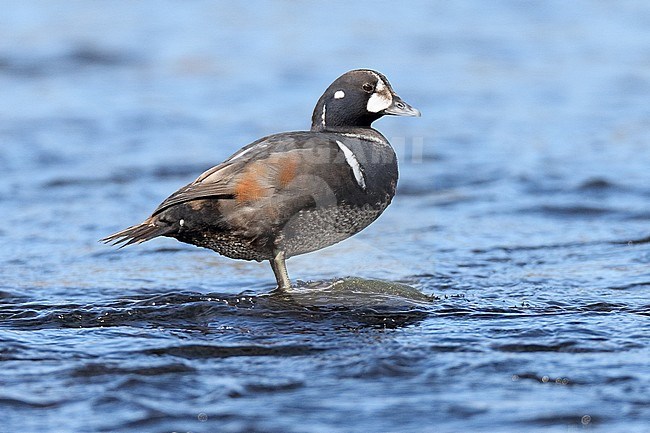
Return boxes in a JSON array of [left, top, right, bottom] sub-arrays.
[[100, 218, 175, 248]]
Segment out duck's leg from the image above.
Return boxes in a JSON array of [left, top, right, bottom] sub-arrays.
[[270, 250, 291, 290]]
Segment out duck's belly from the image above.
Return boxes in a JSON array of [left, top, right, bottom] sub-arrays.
[[278, 202, 388, 258], [173, 202, 388, 262]]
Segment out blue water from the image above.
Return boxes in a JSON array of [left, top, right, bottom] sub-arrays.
[[2, 1, 650, 432]]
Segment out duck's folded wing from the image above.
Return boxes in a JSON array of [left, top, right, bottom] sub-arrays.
[[152, 165, 236, 216], [150, 132, 367, 218]]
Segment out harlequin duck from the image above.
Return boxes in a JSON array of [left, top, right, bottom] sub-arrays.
[[102, 69, 420, 289]]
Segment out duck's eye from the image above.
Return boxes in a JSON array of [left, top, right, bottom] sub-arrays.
[[362, 83, 374, 93]]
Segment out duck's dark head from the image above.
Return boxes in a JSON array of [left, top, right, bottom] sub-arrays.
[[311, 69, 420, 132]]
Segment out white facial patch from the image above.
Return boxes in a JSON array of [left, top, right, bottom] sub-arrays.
[[336, 140, 366, 190], [366, 92, 392, 113], [366, 72, 393, 113], [366, 76, 393, 113], [334, 90, 345, 99]]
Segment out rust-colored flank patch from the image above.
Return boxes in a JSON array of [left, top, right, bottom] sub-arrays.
[[234, 165, 266, 202], [278, 156, 298, 187]]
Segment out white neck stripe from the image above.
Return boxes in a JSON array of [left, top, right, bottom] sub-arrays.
[[338, 132, 386, 145], [321, 104, 327, 128]]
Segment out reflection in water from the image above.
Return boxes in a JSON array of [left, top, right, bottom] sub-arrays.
[[2, 279, 433, 332]]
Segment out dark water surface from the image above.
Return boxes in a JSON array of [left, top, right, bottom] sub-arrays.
[[2, 1, 650, 432]]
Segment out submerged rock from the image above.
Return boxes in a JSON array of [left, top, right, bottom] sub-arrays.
[[269, 277, 434, 310]]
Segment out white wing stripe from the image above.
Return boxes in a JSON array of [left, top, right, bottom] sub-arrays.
[[229, 146, 254, 161]]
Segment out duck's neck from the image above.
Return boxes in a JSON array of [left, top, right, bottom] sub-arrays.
[[310, 100, 380, 132]]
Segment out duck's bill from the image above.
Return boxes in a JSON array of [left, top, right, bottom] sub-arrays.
[[383, 95, 421, 117]]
